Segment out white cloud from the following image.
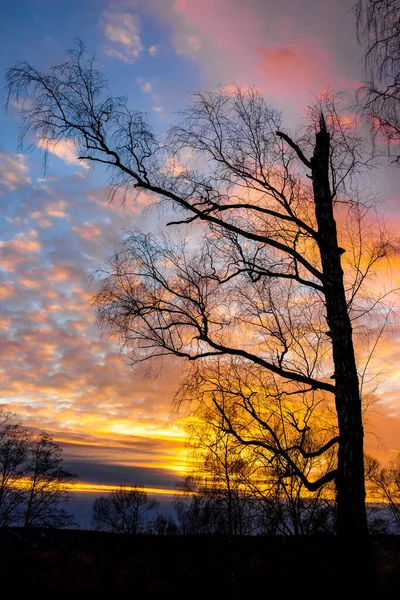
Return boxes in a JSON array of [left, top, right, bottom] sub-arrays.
[[174, 33, 201, 56], [137, 78, 152, 93], [37, 139, 88, 169], [0, 153, 31, 194], [102, 11, 143, 63], [149, 44, 159, 57]]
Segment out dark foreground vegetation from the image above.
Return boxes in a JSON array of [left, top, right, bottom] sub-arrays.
[[1, 528, 400, 593]]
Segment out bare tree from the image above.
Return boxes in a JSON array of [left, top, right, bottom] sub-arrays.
[[175, 475, 256, 535], [183, 363, 337, 536], [175, 426, 259, 536], [149, 512, 179, 535], [0, 406, 13, 428], [0, 423, 30, 527], [23, 431, 77, 529], [0, 408, 78, 529], [259, 453, 337, 536], [6, 45, 395, 538], [355, 0, 400, 160], [91, 486, 159, 534], [365, 453, 400, 531]]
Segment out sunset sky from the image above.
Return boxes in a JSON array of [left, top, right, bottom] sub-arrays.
[[1, 0, 399, 523]]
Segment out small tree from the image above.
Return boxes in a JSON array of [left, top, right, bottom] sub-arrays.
[[175, 473, 259, 536], [23, 431, 77, 529], [91, 486, 159, 534], [150, 512, 179, 535], [0, 407, 78, 529], [0, 423, 30, 527], [180, 411, 260, 536], [258, 457, 337, 536], [366, 454, 400, 532]]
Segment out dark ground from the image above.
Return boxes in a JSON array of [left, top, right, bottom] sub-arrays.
[[1, 529, 399, 594]]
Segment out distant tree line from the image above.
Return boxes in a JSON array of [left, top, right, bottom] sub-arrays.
[[91, 449, 400, 537], [0, 406, 77, 529]]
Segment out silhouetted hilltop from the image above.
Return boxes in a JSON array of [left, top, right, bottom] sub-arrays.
[[1, 528, 400, 592]]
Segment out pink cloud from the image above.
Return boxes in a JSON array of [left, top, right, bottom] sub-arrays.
[[30, 212, 53, 228], [174, 33, 201, 56], [147, 0, 359, 111], [37, 139, 88, 169], [19, 277, 42, 290], [45, 200, 68, 218], [258, 42, 358, 96], [0, 230, 41, 271], [0, 153, 31, 193], [172, 0, 260, 54], [73, 222, 103, 243]]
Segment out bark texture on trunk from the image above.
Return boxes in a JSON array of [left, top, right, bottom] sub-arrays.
[[311, 115, 368, 538]]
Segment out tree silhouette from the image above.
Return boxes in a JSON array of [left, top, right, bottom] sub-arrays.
[[149, 512, 179, 535], [6, 44, 394, 538], [23, 431, 77, 529], [365, 453, 400, 532], [176, 423, 259, 535], [0, 423, 30, 526], [182, 378, 337, 535], [0, 407, 77, 528], [91, 486, 159, 534]]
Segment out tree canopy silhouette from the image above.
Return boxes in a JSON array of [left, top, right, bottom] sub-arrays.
[[91, 486, 159, 534], [0, 406, 77, 528]]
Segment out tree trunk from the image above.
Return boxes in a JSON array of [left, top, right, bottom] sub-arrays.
[[311, 115, 368, 538]]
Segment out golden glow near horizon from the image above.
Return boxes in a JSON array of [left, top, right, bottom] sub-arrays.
[[71, 482, 185, 496]]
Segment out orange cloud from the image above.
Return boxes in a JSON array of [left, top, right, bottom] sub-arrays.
[[71, 482, 182, 496], [365, 406, 400, 463], [0, 281, 17, 300], [19, 278, 42, 290]]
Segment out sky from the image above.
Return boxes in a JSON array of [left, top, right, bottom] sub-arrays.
[[0, 0, 399, 524]]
